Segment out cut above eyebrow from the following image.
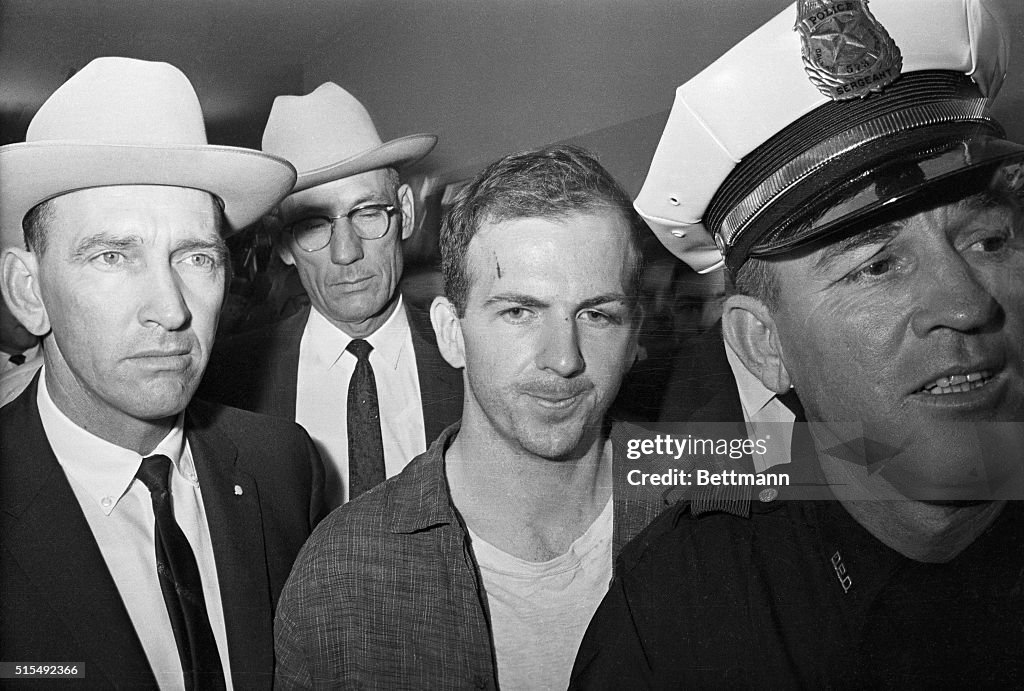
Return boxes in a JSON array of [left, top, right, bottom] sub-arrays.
[[813, 224, 901, 273]]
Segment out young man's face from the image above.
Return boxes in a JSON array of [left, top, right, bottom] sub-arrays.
[[455, 211, 640, 460], [768, 193, 1024, 496], [32, 185, 227, 430]]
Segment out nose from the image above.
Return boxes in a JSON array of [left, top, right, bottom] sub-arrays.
[[139, 262, 191, 330], [536, 315, 585, 377], [329, 222, 365, 265], [910, 250, 1001, 337]]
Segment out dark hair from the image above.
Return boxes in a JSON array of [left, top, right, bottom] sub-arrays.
[[729, 255, 780, 311], [22, 199, 55, 254], [441, 144, 645, 316]]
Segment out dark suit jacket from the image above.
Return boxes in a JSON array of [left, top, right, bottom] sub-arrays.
[[0, 378, 325, 690], [199, 302, 464, 448]]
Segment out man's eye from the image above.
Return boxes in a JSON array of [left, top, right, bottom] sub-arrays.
[[187, 254, 215, 268], [846, 256, 894, 282], [579, 310, 615, 325], [969, 232, 1009, 253], [94, 251, 125, 267], [500, 307, 533, 323]]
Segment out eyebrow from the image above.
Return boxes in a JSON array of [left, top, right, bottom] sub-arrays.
[[174, 237, 229, 263], [70, 233, 143, 260], [812, 224, 902, 273], [69, 233, 228, 263], [482, 292, 631, 310]]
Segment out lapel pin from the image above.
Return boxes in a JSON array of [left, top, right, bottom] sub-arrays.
[[234, 485, 243, 496]]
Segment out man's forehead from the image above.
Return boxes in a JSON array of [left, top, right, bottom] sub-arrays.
[[44, 185, 223, 242], [465, 213, 633, 296]]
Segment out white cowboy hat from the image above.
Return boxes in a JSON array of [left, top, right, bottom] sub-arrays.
[[262, 82, 437, 194], [0, 56, 297, 248]]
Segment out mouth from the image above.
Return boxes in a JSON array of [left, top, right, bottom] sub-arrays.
[[331, 276, 373, 287], [134, 348, 191, 358], [521, 384, 593, 411], [130, 348, 193, 370], [917, 369, 994, 395]]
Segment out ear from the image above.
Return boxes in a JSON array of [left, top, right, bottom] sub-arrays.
[[275, 239, 296, 267], [721, 294, 792, 393], [1, 248, 50, 337], [397, 183, 416, 241], [430, 295, 465, 369]]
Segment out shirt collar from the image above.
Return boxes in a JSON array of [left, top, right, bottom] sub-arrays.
[[306, 294, 411, 371], [37, 368, 191, 516], [724, 337, 777, 416], [387, 422, 462, 534]]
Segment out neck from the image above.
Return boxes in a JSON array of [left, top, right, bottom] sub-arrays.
[[320, 293, 401, 339], [445, 414, 612, 561], [817, 440, 1004, 562], [838, 498, 1004, 563], [44, 367, 177, 455]]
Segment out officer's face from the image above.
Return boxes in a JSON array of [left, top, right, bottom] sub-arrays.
[[770, 192, 1024, 497], [455, 211, 640, 460]]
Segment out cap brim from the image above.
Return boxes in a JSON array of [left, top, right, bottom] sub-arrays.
[[742, 131, 1024, 265], [292, 134, 437, 194], [0, 142, 297, 249]]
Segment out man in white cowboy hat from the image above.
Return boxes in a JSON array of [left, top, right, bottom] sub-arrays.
[[572, 0, 1024, 687], [200, 82, 462, 508], [0, 57, 325, 690]]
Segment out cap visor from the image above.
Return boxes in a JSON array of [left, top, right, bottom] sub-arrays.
[[748, 131, 1024, 260]]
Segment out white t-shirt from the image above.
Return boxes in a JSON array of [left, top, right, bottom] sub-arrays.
[[468, 497, 613, 691]]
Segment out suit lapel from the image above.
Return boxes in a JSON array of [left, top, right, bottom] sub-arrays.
[[0, 380, 154, 687], [185, 405, 273, 687], [266, 307, 308, 420], [405, 302, 464, 442]]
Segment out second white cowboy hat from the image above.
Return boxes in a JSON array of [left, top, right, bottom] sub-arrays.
[[0, 57, 297, 249], [262, 82, 437, 194]]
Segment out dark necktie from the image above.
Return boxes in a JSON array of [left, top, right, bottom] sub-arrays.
[[778, 388, 816, 464], [136, 455, 226, 691], [346, 339, 385, 499], [8, 353, 25, 366]]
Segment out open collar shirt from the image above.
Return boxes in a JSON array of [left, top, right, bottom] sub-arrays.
[[274, 422, 663, 690]]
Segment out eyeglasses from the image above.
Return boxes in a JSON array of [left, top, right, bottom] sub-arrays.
[[285, 204, 400, 252]]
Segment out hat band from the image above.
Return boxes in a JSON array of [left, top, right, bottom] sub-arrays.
[[717, 98, 991, 250]]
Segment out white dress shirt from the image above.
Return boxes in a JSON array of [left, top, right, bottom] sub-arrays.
[[724, 340, 795, 472], [295, 295, 427, 506], [37, 372, 233, 690]]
